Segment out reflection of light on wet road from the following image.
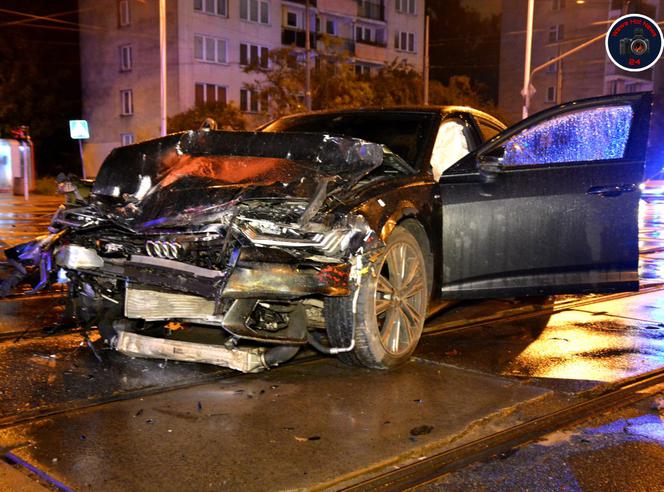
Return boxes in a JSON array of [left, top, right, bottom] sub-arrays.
[[639, 198, 664, 283], [505, 302, 664, 382]]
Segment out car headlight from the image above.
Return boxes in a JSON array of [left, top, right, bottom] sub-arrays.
[[237, 219, 353, 255]]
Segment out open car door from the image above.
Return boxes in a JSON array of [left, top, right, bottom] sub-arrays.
[[439, 92, 652, 298]]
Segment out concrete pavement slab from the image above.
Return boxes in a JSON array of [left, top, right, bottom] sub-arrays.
[[0, 459, 50, 491], [0, 358, 551, 491]]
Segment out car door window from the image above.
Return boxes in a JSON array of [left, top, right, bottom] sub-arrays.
[[477, 119, 502, 142], [502, 105, 634, 166], [431, 119, 472, 180]]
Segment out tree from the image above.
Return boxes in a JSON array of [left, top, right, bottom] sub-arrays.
[[244, 36, 375, 116], [371, 59, 423, 106], [243, 48, 307, 118], [428, 75, 491, 107], [167, 102, 247, 133], [0, 1, 81, 176]]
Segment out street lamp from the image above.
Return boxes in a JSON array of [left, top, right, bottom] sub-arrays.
[[159, 0, 167, 136], [521, 0, 535, 120]]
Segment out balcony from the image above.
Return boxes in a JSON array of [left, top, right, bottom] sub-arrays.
[[357, 0, 385, 21], [354, 40, 386, 61], [318, 37, 355, 55], [283, 0, 317, 6], [356, 38, 386, 48], [282, 28, 316, 48]]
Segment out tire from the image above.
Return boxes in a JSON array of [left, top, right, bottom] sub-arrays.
[[324, 225, 429, 369]]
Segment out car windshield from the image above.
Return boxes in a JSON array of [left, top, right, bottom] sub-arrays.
[[261, 111, 438, 169]]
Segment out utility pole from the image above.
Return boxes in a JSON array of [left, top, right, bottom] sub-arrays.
[[159, 0, 167, 136], [423, 13, 430, 105], [304, 0, 312, 111], [521, 0, 534, 119]]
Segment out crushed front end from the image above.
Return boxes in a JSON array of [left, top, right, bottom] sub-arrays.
[[2, 130, 384, 372]]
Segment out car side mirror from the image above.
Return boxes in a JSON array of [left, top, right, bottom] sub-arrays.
[[478, 147, 505, 183]]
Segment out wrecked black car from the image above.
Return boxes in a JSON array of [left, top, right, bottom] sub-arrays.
[[2, 93, 651, 372]]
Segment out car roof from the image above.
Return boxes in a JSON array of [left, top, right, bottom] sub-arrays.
[[268, 105, 506, 131]]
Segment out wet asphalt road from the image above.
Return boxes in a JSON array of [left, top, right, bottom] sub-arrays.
[[0, 194, 662, 490]]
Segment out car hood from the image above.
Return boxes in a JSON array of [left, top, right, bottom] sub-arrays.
[[90, 130, 383, 227]]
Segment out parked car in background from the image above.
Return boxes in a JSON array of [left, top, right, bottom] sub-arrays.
[[1, 93, 652, 372]]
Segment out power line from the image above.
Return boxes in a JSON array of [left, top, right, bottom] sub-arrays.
[[0, 7, 81, 28]]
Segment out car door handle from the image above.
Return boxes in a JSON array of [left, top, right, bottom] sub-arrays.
[[587, 184, 637, 197]]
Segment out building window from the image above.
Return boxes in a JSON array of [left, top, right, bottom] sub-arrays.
[[545, 86, 556, 102], [119, 44, 133, 71], [195, 83, 227, 106], [120, 89, 133, 115], [396, 0, 416, 15], [194, 35, 227, 64], [395, 31, 415, 52], [625, 83, 640, 93], [548, 24, 564, 43], [240, 43, 269, 67], [286, 11, 299, 28], [355, 63, 372, 77], [194, 0, 227, 16], [552, 0, 565, 10], [326, 19, 337, 35], [240, 0, 269, 24], [240, 89, 266, 112], [608, 80, 619, 94], [118, 0, 130, 27], [356, 25, 385, 45], [546, 55, 558, 73], [121, 133, 134, 146]]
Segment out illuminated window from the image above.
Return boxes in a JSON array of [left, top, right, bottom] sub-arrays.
[[502, 105, 634, 165], [195, 83, 227, 106], [119, 44, 132, 71], [239, 43, 269, 67], [240, 0, 269, 24], [194, 0, 227, 16], [121, 133, 134, 146], [118, 0, 130, 27], [194, 35, 227, 63], [120, 89, 133, 115]]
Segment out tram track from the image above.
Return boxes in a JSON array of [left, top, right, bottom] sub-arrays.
[[0, 284, 662, 432], [339, 366, 664, 492]]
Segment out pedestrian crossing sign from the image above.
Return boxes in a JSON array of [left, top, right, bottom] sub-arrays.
[[69, 120, 90, 140]]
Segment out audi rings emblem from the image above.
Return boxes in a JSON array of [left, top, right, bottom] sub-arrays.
[[145, 240, 183, 259]]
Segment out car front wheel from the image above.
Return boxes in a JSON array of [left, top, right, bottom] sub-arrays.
[[324, 225, 428, 369]]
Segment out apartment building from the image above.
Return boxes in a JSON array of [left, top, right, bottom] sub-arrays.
[[498, 0, 662, 124], [79, 0, 424, 174]]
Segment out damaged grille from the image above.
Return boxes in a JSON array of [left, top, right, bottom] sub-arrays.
[[145, 240, 184, 260]]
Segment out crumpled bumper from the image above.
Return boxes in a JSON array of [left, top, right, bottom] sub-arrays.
[[115, 331, 268, 372]]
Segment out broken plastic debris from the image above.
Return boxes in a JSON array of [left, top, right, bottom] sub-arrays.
[[410, 425, 434, 436]]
